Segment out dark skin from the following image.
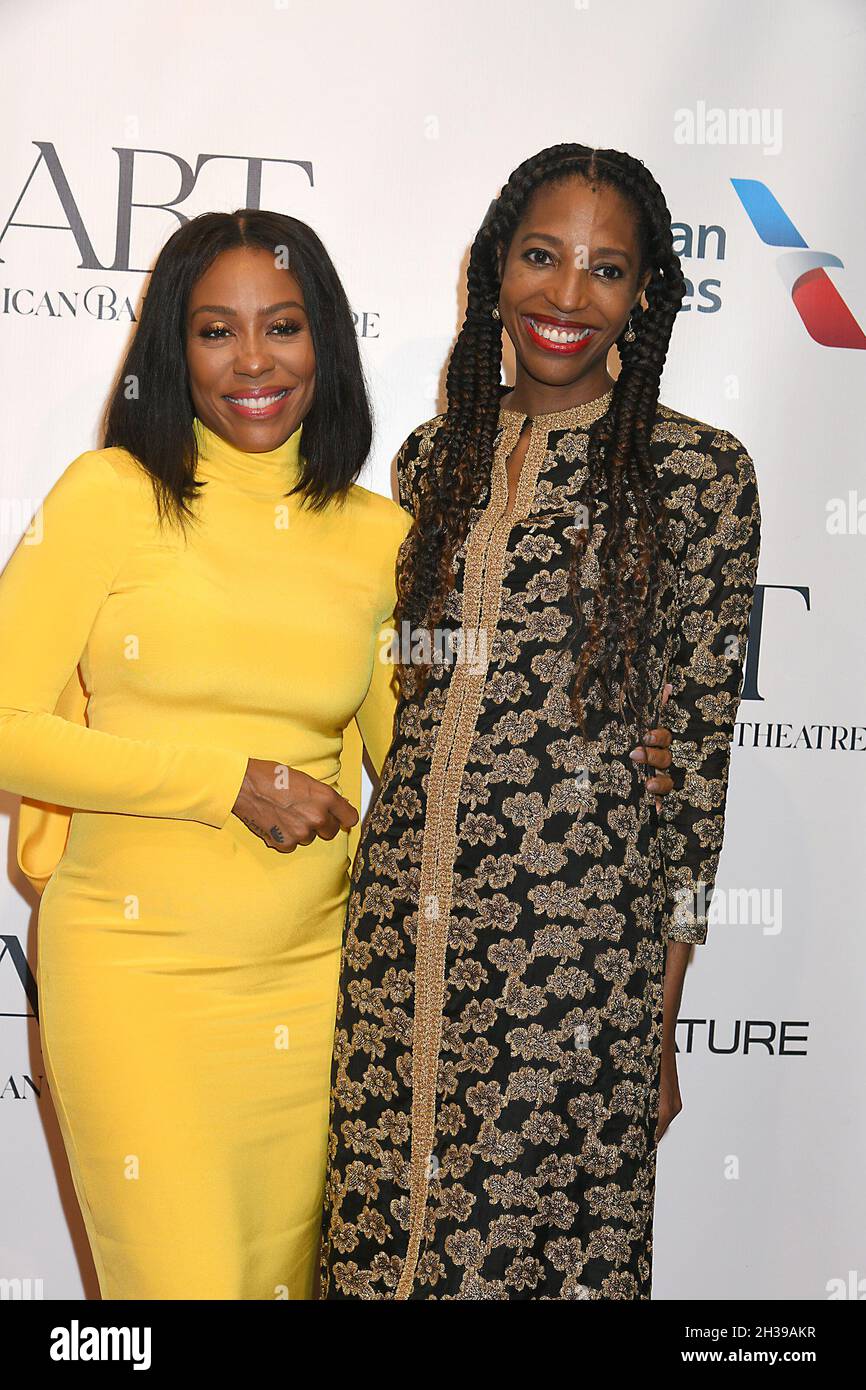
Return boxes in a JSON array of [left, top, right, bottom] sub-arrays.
[[496, 176, 684, 1143]]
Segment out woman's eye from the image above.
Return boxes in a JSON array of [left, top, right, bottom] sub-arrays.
[[524, 248, 555, 267], [593, 264, 624, 280], [197, 319, 303, 340]]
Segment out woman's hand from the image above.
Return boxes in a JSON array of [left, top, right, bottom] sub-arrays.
[[231, 758, 359, 852], [655, 1048, 683, 1144], [656, 938, 689, 1143], [630, 681, 674, 808]]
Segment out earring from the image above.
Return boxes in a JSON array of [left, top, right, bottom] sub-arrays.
[[624, 313, 636, 343], [492, 306, 501, 321]]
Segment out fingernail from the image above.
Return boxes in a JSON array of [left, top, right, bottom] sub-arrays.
[[629, 749, 643, 761]]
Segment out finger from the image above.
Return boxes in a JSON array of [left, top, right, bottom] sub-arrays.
[[295, 828, 317, 847], [660, 682, 673, 707], [643, 746, 672, 770], [646, 773, 674, 795], [313, 810, 346, 842], [630, 742, 670, 764], [238, 812, 295, 853], [264, 822, 298, 852], [641, 727, 672, 748], [325, 790, 360, 830]]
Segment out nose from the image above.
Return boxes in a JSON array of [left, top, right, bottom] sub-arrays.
[[232, 329, 276, 378], [546, 255, 593, 316]]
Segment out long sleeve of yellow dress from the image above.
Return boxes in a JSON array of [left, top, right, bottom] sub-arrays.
[[0, 452, 250, 825], [340, 612, 403, 871], [0, 421, 412, 1300]]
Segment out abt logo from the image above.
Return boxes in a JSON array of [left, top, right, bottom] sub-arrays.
[[0, 141, 314, 272], [732, 179, 866, 349]]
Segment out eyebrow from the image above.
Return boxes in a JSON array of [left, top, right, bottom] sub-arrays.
[[189, 300, 305, 318], [519, 231, 632, 263]]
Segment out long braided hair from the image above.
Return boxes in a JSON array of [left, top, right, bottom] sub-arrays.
[[394, 143, 687, 736]]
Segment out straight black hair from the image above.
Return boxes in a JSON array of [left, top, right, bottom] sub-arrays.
[[104, 208, 372, 527]]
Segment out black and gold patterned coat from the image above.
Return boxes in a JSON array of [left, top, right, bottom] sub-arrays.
[[320, 389, 761, 1300]]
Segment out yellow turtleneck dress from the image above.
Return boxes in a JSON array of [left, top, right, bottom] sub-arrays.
[[0, 419, 412, 1299]]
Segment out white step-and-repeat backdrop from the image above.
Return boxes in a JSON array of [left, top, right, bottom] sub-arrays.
[[1, 0, 863, 1300]]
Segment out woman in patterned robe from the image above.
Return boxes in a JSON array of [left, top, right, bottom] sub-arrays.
[[320, 143, 761, 1299]]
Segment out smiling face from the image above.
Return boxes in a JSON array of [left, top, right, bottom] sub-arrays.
[[185, 245, 316, 451], [497, 175, 651, 406]]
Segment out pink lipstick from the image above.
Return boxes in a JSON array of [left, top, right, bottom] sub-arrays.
[[223, 387, 291, 419]]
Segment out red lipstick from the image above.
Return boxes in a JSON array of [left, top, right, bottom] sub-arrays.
[[522, 313, 598, 356]]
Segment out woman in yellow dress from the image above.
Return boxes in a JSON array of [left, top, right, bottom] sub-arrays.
[[0, 210, 412, 1299]]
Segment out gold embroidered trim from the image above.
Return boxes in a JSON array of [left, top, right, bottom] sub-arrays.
[[498, 386, 614, 432], [395, 403, 592, 1299]]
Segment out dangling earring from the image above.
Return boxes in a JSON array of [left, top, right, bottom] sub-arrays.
[[492, 306, 501, 321], [624, 313, 636, 343]]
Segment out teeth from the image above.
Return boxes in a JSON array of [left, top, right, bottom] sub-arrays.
[[527, 318, 594, 344], [226, 390, 287, 409]]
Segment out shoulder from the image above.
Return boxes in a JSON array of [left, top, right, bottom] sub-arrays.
[[652, 402, 757, 484], [42, 446, 153, 517], [8, 448, 152, 575], [652, 402, 759, 518], [651, 404, 760, 569], [35, 450, 167, 576], [52, 444, 154, 497], [393, 413, 447, 514], [395, 412, 448, 459]]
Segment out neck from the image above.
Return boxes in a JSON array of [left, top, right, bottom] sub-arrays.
[[192, 416, 304, 499], [501, 365, 616, 419]]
